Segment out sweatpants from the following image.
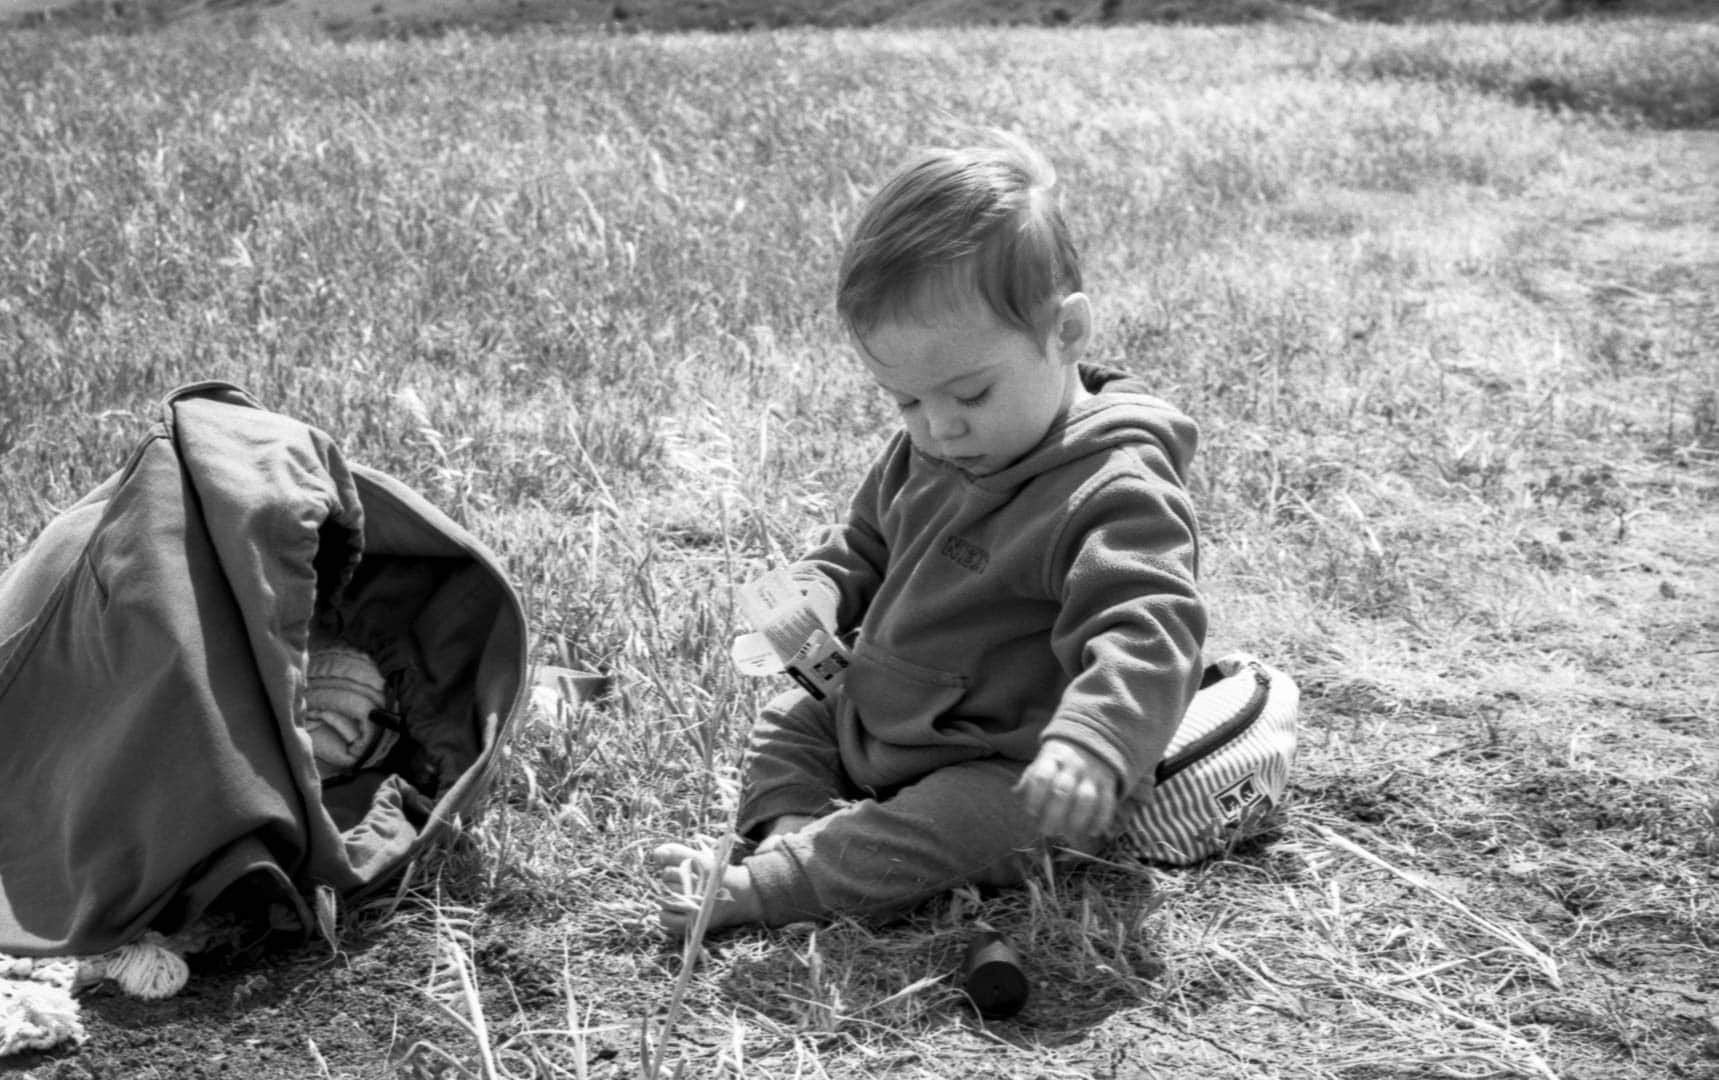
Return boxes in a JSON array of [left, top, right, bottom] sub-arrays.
[[734, 687, 1051, 925]]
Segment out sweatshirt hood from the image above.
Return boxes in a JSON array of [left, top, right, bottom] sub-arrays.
[[962, 364, 1199, 491]]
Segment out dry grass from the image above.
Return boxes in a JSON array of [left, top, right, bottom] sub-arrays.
[[2, 17, 1717, 1080], [9, 0, 1717, 39], [1330, 21, 1719, 128]]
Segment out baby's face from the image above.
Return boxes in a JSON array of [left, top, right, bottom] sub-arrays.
[[856, 299, 1085, 477]]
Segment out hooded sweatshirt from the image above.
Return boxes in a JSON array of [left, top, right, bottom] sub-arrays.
[[791, 365, 1206, 801]]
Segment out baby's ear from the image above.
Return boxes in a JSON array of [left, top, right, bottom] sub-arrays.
[[1053, 292, 1093, 362]]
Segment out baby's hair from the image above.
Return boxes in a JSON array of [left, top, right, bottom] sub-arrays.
[[836, 132, 1082, 344]]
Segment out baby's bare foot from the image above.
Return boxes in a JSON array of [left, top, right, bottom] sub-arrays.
[[649, 842, 762, 936]]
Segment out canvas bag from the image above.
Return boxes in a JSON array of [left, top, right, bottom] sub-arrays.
[[0, 381, 528, 957], [1120, 653, 1299, 865]]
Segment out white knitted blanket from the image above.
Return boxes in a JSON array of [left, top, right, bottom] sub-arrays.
[[0, 923, 226, 1057], [0, 954, 88, 1057]]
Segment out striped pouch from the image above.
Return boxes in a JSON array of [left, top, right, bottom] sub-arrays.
[[1120, 654, 1299, 866]]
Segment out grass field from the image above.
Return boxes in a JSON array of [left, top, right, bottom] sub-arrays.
[[2, 15, 1718, 1080]]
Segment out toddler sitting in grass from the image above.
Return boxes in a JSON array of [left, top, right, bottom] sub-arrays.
[[652, 133, 1207, 933]]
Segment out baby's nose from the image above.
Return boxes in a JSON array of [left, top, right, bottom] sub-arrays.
[[925, 405, 967, 441]]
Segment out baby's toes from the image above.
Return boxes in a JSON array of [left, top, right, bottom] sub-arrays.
[[657, 900, 697, 937], [660, 864, 699, 898], [649, 841, 703, 872], [651, 845, 710, 896]]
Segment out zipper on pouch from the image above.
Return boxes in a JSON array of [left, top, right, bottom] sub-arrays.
[[1153, 662, 1270, 786]]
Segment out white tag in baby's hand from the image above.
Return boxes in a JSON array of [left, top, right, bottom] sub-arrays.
[[730, 632, 783, 677], [732, 568, 850, 699], [736, 568, 802, 630]]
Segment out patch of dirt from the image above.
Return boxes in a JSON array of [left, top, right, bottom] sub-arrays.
[[8, 925, 450, 1080], [1293, 747, 1719, 1077]]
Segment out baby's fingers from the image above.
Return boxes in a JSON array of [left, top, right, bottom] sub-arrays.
[[1032, 780, 1084, 838], [1052, 779, 1116, 842], [1067, 782, 1111, 840], [1014, 762, 1054, 821]]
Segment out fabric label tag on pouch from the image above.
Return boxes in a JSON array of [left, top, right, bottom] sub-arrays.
[[730, 568, 850, 700]]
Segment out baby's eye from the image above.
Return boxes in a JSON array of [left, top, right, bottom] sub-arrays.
[[956, 387, 991, 407], [890, 395, 919, 411]]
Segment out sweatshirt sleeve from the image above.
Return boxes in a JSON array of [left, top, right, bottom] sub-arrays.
[[788, 440, 898, 634], [1042, 468, 1206, 799]]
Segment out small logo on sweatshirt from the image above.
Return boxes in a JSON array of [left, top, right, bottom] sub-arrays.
[[939, 535, 989, 574]]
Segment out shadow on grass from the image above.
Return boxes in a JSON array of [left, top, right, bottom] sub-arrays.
[[12, 915, 450, 1080], [1336, 31, 1719, 131], [694, 835, 1291, 1063]]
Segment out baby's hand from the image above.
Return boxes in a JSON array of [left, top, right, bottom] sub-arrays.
[[1015, 739, 1120, 842]]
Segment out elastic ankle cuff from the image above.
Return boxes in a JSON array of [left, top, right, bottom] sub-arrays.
[[744, 846, 826, 926]]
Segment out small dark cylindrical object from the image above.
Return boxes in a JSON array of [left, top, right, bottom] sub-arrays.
[[961, 931, 1029, 1019]]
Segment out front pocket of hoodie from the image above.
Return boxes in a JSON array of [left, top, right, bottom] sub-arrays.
[[843, 641, 970, 745]]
